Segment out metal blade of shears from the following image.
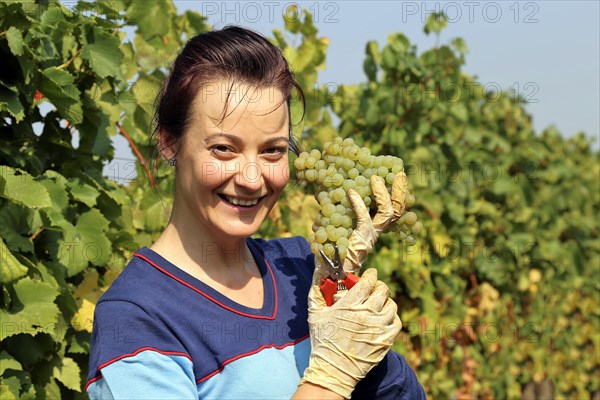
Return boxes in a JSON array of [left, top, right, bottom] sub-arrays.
[[319, 247, 347, 281]]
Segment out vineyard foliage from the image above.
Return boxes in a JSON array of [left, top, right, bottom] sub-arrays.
[[0, 1, 598, 399]]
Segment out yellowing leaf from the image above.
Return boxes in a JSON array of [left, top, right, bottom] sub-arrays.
[[430, 231, 452, 257], [0, 238, 28, 283], [53, 357, 81, 392]]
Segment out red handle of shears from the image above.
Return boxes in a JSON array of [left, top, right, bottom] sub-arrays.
[[320, 272, 360, 306]]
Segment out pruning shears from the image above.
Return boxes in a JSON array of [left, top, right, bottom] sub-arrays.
[[319, 247, 360, 306]]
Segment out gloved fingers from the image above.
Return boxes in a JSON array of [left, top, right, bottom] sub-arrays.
[[347, 188, 371, 230], [336, 268, 378, 306], [380, 297, 400, 326], [391, 172, 409, 220], [370, 175, 394, 233], [343, 228, 373, 272], [307, 284, 328, 310], [342, 189, 377, 271], [363, 280, 391, 312]]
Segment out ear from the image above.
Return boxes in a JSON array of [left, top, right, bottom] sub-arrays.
[[158, 130, 178, 161]]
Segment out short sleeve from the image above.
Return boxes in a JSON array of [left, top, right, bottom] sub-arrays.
[[86, 300, 198, 399], [352, 350, 426, 399]]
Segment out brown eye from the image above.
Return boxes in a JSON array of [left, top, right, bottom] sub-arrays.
[[263, 147, 286, 158], [210, 145, 235, 158]]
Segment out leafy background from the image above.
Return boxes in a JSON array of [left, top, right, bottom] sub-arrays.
[[0, 1, 598, 399]]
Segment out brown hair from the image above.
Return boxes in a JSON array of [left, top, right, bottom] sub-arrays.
[[154, 26, 304, 157]]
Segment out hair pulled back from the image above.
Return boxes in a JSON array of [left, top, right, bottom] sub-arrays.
[[154, 26, 304, 155]]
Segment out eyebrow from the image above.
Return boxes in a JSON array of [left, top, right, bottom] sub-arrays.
[[204, 133, 289, 146]]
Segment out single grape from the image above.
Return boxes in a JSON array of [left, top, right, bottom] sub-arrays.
[[315, 229, 327, 244], [330, 213, 343, 227], [336, 227, 348, 239], [343, 179, 357, 191], [323, 243, 335, 257], [404, 211, 418, 225], [327, 229, 339, 242], [322, 203, 336, 217], [305, 170, 317, 182], [310, 149, 322, 161], [341, 215, 353, 228], [355, 175, 368, 187], [294, 157, 306, 170], [332, 173, 344, 186], [411, 221, 423, 234], [358, 153, 371, 166], [336, 236, 349, 248], [332, 188, 345, 202], [329, 143, 340, 155], [386, 172, 396, 185], [377, 166, 389, 177], [310, 242, 320, 255], [383, 155, 395, 169]]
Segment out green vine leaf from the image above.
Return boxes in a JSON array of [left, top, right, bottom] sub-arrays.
[[57, 209, 111, 276], [6, 26, 24, 56], [0, 87, 25, 122], [0, 167, 51, 209], [81, 25, 125, 80], [0, 277, 60, 341], [37, 67, 83, 125]]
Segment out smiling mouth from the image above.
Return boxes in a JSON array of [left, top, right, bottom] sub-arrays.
[[219, 194, 265, 207]]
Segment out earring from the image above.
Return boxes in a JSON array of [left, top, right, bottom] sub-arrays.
[[168, 158, 176, 166]]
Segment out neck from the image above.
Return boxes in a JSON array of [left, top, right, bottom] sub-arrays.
[[152, 213, 254, 276]]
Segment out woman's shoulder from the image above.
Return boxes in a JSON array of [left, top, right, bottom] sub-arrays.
[[248, 236, 314, 279], [95, 248, 164, 307]]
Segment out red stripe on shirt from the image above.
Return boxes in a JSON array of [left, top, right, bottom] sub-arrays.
[[84, 347, 192, 391], [134, 253, 278, 320], [197, 334, 310, 383]]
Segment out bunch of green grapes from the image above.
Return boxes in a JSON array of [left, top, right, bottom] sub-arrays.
[[294, 137, 422, 259]]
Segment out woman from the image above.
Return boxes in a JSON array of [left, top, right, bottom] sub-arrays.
[[86, 26, 425, 399]]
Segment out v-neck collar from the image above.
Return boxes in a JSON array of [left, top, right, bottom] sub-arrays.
[[134, 238, 278, 319]]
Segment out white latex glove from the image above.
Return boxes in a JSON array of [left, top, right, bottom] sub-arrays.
[[343, 172, 409, 273], [300, 268, 402, 399]]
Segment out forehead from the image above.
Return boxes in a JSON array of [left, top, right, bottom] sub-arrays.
[[190, 80, 289, 133]]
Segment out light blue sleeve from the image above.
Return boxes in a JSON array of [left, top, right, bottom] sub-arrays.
[[86, 350, 198, 400]]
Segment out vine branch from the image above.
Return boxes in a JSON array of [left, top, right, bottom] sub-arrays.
[[116, 122, 156, 188], [56, 49, 81, 70]]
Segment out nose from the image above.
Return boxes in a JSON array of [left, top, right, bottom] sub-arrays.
[[233, 156, 265, 192]]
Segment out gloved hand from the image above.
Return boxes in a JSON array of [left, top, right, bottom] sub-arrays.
[[300, 268, 402, 399], [343, 172, 409, 273]]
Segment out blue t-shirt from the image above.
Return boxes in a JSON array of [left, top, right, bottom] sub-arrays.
[[86, 236, 425, 399]]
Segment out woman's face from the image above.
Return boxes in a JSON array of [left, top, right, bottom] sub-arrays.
[[173, 81, 290, 242]]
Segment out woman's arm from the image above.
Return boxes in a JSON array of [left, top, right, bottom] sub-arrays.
[[292, 382, 344, 400]]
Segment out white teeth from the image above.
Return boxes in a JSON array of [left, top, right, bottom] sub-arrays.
[[224, 196, 259, 206]]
